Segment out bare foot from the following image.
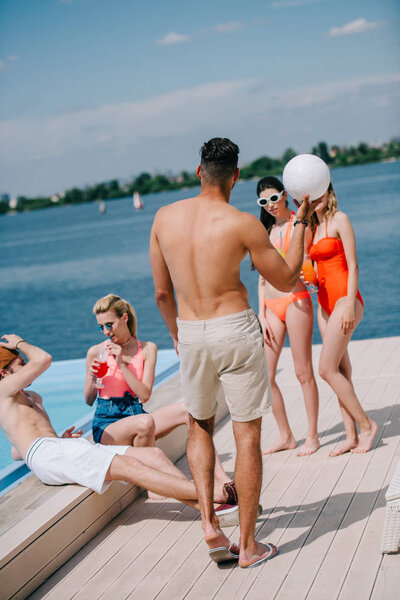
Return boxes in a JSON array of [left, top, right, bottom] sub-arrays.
[[262, 436, 296, 455], [147, 491, 167, 501], [239, 541, 278, 568], [351, 419, 379, 453], [204, 526, 239, 554], [297, 437, 320, 457], [329, 439, 358, 457], [213, 481, 231, 504]]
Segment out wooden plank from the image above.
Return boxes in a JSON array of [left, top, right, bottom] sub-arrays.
[[105, 396, 314, 600], [265, 377, 392, 600], [0, 478, 56, 536], [98, 505, 203, 600], [12, 485, 141, 600], [211, 386, 355, 600], [306, 394, 400, 599], [2, 483, 140, 600], [229, 378, 391, 600], [379, 338, 400, 377], [21, 339, 400, 600], [194, 372, 349, 600], [28, 494, 152, 600], [371, 554, 400, 600], [355, 338, 395, 379], [337, 379, 400, 600]]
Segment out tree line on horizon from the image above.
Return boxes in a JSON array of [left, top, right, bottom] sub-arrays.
[[1, 138, 399, 215]]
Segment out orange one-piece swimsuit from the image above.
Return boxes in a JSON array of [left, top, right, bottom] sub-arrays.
[[309, 221, 363, 315]]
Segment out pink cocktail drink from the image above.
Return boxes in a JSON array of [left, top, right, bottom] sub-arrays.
[[93, 361, 108, 378]]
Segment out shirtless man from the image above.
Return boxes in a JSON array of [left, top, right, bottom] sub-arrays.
[[150, 137, 319, 567], [0, 335, 238, 524]]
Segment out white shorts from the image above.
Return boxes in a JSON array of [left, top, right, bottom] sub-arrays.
[[177, 309, 271, 422], [25, 437, 130, 495]]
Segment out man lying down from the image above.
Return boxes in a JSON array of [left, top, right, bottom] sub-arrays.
[[0, 335, 238, 532]]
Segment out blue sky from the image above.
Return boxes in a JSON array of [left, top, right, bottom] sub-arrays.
[[0, 0, 399, 196]]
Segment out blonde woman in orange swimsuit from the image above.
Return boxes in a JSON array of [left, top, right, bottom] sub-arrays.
[[256, 177, 320, 456], [84, 294, 238, 507], [309, 184, 378, 455]]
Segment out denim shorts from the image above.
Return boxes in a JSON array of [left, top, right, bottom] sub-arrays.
[[92, 392, 148, 443]]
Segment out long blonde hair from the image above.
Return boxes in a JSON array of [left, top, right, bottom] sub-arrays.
[[93, 294, 137, 337], [311, 182, 338, 233], [324, 182, 338, 220]]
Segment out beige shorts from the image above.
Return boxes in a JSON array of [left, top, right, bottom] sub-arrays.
[[177, 309, 271, 422]]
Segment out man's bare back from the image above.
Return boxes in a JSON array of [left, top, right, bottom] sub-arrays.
[[150, 186, 311, 344], [152, 194, 252, 320]]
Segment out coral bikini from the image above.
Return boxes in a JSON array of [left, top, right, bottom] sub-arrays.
[[264, 212, 311, 322]]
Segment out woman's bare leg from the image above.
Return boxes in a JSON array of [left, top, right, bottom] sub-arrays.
[[152, 402, 189, 439], [286, 297, 320, 456], [262, 309, 296, 454], [100, 414, 156, 447], [318, 300, 378, 454], [318, 306, 358, 455]]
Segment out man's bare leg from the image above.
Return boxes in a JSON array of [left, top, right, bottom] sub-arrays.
[[186, 415, 236, 550], [187, 416, 216, 532], [106, 450, 200, 504], [106, 445, 229, 509], [128, 446, 226, 503], [153, 402, 234, 497], [232, 418, 278, 567]]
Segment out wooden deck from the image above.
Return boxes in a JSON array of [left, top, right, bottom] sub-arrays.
[[29, 336, 400, 600]]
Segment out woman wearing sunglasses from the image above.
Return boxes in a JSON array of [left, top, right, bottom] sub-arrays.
[[84, 294, 238, 505], [256, 176, 320, 456], [310, 184, 378, 455]]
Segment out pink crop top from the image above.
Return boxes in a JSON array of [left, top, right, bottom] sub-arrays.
[[99, 340, 144, 399]]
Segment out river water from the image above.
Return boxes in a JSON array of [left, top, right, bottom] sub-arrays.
[[2, 160, 399, 360]]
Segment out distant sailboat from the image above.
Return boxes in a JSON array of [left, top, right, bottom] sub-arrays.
[[133, 191, 143, 210], [98, 200, 106, 214]]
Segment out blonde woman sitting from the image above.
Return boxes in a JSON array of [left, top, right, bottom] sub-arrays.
[[84, 294, 238, 507]]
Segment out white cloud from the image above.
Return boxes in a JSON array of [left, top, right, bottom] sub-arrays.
[[1, 73, 398, 161], [157, 19, 260, 46], [0, 55, 19, 73], [329, 18, 385, 37], [156, 32, 191, 45], [0, 79, 253, 165], [213, 22, 244, 34], [1, 73, 399, 195], [271, 0, 321, 8]]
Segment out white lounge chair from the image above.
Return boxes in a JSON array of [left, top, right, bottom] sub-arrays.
[[381, 459, 400, 553]]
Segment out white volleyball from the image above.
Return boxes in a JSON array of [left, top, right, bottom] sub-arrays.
[[283, 154, 330, 201]]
